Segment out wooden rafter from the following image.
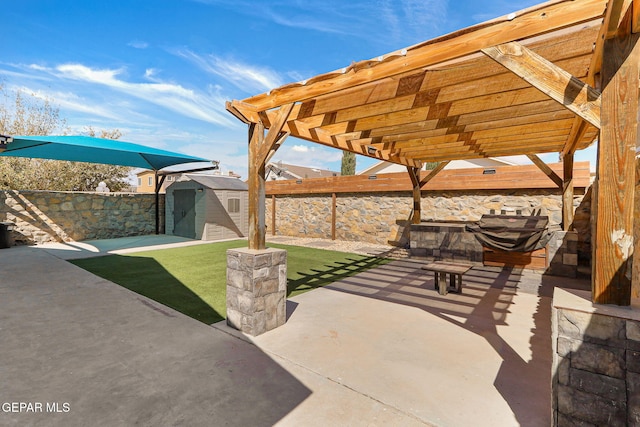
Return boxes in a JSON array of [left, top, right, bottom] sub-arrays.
[[481, 42, 601, 129], [242, 0, 606, 111], [287, 119, 421, 167], [226, 100, 261, 125]]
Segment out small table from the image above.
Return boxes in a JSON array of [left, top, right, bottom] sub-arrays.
[[421, 261, 473, 295]]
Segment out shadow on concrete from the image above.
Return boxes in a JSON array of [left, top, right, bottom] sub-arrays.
[[323, 259, 565, 426], [0, 246, 311, 426], [71, 254, 224, 324]]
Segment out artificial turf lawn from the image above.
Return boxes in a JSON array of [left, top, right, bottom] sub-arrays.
[[70, 239, 389, 324]]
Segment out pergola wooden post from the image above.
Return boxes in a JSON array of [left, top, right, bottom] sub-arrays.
[[408, 167, 422, 224], [406, 161, 450, 225], [247, 121, 266, 249], [562, 152, 574, 231], [526, 153, 575, 230], [236, 103, 294, 250], [225, 102, 293, 336], [592, 7, 640, 305]]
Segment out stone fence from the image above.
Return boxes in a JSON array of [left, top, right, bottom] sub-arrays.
[[267, 189, 592, 263], [265, 163, 593, 263], [0, 190, 164, 245]]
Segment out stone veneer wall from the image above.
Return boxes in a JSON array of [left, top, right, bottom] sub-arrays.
[[267, 189, 591, 260], [553, 288, 640, 426], [409, 222, 579, 277], [0, 190, 164, 244]]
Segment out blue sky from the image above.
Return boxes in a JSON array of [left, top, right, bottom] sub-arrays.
[[1, 0, 595, 178]]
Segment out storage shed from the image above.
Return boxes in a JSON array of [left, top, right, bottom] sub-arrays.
[[165, 175, 248, 241]]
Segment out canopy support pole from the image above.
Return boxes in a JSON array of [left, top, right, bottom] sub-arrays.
[[155, 171, 166, 235]]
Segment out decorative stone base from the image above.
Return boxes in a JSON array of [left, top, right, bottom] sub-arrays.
[[226, 247, 287, 336], [552, 288, 640, 426], [409, 221, 483, 263], [547, 231, 579, 278], [410, 222, 580, 277]]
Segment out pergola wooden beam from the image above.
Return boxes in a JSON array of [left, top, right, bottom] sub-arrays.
[[526, 152, 576, 231], [526, 154, 563, 188], [420, 161, 450, 188], [481, 42, 601, 129], [593, 1, 639, 305], [287, 119, 421, 168], [226, 100, 261, 125], [242, 0, 606, 111], [257, 103, 294, 165]]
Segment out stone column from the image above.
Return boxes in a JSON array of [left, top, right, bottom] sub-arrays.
[[552, 288, 640, 426], [226, 247, 287, 336]]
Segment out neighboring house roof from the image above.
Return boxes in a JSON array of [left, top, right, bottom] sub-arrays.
[[183, 174, 248, 191], [267, 162, 340, 180], [358, 158, 519, 175]]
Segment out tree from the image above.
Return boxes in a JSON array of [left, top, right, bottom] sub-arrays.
[[423, 161, 439, 170], [0, 85, 132, 191], [341, 150, 356, 176]]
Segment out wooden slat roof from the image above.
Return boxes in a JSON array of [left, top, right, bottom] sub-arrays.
[[228, 0, 609, 168]]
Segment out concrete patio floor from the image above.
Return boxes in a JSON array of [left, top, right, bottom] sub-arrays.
[[0, 236, 590, 426]]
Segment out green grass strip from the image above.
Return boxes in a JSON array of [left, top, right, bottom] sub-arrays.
[[71, 240, 389, 325]]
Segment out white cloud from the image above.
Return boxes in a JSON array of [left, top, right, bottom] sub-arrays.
[[28, 88, 125, 121], [53, 63, 236, 127], [128, 40, 149, 49], [271, 142, 342, 170], [193, 0, 448, 46], [144, 68, 158, 81], [175, 50, 284, 94]]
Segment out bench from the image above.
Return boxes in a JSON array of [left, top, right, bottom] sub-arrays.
[[421, 261, 473, 295]]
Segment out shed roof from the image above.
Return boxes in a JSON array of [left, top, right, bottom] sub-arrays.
[[227, 0, 608, 167], [185, 174, 248, 191]]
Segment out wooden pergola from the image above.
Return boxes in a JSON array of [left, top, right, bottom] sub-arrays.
[[227, 0, 640, 306]]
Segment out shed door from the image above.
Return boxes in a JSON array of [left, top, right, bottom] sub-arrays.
[[173, 189, 196, 239]]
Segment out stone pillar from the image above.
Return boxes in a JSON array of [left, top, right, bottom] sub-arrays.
[[552, 288, 640, 426], [226, 247, 287, 336]]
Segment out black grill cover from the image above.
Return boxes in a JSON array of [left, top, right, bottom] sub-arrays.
[[466, 215, 550, 252]]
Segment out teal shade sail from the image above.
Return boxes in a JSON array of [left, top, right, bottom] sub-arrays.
[[0, 135, 211, 170]]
